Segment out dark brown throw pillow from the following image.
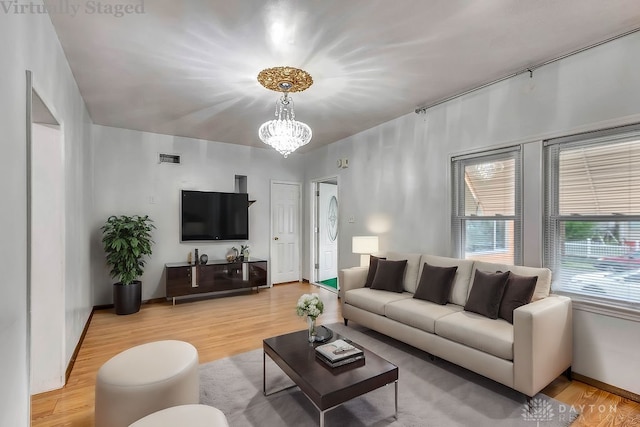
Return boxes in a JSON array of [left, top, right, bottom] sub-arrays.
[[413, 263, 458, 305], [364, 255, 386, 288], [498, 273, 538, 323], [370, 259, 408, 293], [464, 270, 510, 319]]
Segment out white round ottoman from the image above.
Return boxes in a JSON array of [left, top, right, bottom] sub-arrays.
[[129, 404, 229, 427], [95, 340, 200, 427]]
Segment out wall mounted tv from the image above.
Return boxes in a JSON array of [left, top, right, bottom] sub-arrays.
[[181, 190, 249, 241]]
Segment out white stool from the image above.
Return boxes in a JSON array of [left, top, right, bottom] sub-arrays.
[[95, 340, 200, 427], [129, 404, 229, 427]]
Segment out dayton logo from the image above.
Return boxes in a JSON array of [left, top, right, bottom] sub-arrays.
[[522, 398, 554, 426]]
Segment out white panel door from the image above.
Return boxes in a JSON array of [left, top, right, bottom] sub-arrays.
[[271, 182, 301, 284], [318, 183, 338, 282]]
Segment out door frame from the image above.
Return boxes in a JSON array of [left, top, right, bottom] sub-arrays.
[[309, 175, 339, 290], [270, 180, 303, 285], [28, 72, 67, 393]]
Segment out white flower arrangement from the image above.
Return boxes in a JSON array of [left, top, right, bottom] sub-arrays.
[[296, 293, 324, 319]]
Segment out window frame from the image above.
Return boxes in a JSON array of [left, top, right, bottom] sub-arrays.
[[452, 146, 522, 264]]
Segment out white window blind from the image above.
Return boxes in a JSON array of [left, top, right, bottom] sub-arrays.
[[545, 129, 640, 308], [452, 147, 522, 264]]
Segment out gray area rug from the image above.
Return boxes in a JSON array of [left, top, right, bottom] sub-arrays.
[[200, 323, 578, 426]]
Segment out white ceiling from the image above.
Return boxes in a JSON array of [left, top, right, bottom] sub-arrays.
[[46, 0, 640, 152]]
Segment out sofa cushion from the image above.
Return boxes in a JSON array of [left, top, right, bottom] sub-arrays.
[[344, 288, 412, 315], [364, 255, 386, 288], [499, 273, 537, 323], [370, 259, 407, 293], [386, 252, 422, 293], [464, 270, 510, 319], [385, 298, 463, 334], [419, 255, 474, 306], [413, 263, 458, 305], [435, 311, 514, 360], [472, 261, 552, 301]]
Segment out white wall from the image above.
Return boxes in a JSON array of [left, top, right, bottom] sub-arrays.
[[303, 32, 640, 394], [91, 125, 305, 304], [0, 10, 93, 427]]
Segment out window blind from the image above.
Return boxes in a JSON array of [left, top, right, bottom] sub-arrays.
[[545, 130, 640, 308], [452, 147, 522, 265]]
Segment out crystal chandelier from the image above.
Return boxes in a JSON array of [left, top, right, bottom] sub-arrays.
[[257, 66, 313, 157]]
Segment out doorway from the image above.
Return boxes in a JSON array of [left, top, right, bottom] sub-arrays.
[[29, 85, 66, 393], [270, 181, 302, 285], [311, 177, 339, 292]]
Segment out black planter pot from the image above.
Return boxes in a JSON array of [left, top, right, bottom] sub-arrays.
[[113, 280, 142, 315]]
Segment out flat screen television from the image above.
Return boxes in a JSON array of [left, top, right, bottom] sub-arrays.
[[181, 190, 249, 241]]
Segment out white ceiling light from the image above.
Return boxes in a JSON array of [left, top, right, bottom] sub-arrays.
[[257, 66, 313, 158]]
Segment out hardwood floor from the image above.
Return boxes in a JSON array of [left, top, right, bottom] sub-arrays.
[[31, 282, 640, 426]]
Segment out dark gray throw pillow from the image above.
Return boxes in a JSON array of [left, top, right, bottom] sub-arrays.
[[464, 270, 510, 319], [370, 259, 407, 293], [364, 255, 386, 288], [413, 263, 458, 305], [498, 273, 538, 323]]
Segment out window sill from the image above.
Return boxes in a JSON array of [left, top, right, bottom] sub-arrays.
[[555, 291, 640, 322]]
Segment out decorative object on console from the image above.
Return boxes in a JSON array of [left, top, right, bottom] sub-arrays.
[[296, 293, 324, 342], [101, 215, 155, 315], [240, 244, 250, 260], [226, 247, 239, 262], [199, 254, 208, 265], [352, 235, 379, 267], [257, 66, 313, 157], [194, 248, 199, 265]]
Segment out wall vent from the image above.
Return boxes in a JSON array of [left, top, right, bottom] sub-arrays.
[[159, 153, 181, 164]]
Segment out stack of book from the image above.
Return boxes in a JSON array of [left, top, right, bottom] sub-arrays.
[[315, 339, 365, 368]]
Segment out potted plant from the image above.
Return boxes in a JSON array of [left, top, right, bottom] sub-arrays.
[[101, 215, 155, 315]]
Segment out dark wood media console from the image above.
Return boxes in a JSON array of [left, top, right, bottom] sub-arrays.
[[165, 259, 268, 304]]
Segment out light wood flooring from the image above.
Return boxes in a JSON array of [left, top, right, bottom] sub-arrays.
[[31, 282, 640, 426]]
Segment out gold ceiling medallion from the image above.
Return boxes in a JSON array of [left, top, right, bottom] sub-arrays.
[[257, 66, 313, 93]]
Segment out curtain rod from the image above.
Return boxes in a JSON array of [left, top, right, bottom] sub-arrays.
[[415, 26, 640, 114]]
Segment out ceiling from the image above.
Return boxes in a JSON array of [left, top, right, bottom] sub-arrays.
[[46, 0, 640, 153]]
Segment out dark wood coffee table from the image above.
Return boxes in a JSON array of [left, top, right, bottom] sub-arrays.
[[263, 329, 398, 426]]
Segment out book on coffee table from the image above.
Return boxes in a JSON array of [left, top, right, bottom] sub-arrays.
[[316, 351, 365, 368], [315, 339, 364, 366]]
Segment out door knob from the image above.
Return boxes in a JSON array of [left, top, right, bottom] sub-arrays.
[[274, 237, 279, 240]]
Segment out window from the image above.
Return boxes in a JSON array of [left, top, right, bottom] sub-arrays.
[[545, 129, 640, 308], [452, 147, 521, 264]]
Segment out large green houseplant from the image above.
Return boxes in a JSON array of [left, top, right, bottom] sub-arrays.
[[101, 214, 155, 315]]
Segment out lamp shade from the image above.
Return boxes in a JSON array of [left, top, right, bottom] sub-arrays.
[[352, 236, 379, 254]]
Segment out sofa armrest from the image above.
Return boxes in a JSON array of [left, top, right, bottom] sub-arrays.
[[513, 295, 572, 396], [338, 267, 368, 300]]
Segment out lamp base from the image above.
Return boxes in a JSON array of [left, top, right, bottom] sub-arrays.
[[360, 254, 370, 267]]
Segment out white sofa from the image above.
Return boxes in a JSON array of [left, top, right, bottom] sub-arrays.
[[339, 252, 572, 397]]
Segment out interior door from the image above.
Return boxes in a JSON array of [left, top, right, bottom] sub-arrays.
[[317, 183, 338, 284], [271, 182, 301, 284]]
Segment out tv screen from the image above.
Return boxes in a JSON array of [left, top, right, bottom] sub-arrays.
[[181, 190, 249, 241]]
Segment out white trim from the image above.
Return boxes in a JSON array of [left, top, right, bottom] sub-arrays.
[[558, 293, 640, 322], [29, 76, 67, 392], [309, 175, 340, 288]]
